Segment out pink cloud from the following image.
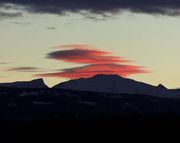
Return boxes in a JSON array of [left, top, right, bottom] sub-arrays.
[[36, 44, 148, 79], [48, 45, 128, 64], [36, 64, 147, 79]]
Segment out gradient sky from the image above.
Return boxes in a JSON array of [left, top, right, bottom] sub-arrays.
[[0, 1, 180, 88]]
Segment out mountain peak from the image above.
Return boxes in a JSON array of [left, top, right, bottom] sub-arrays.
[[31, 78, 45, 83], [92, 74, 123, 79], [157, 84, 168, 90], [0, 78, 48, 88]]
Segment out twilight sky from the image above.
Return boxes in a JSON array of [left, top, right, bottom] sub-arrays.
[[0, 0, 180, 88]]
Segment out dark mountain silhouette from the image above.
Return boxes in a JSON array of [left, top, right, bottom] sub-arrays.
[[0, 85, 180, 125], [157, 84, 168, 90], [170, 88, 180, 95], [53, 74, 175, 97], [0, 78, 48, 88], [0, 74, 180, 129]]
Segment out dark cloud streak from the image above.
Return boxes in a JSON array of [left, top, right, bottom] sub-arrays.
[[46, 26, 56, 30], [6, 67, 43, 72], [0, 62, 9, 65], [0, 12, 22, 19], [1, 0, 180, 16]]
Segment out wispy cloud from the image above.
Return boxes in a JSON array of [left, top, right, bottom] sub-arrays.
[[6, 67, 43, 72], [0, 62, 8, 65], [36, 64, 147, 79], [0, 3, 23, 19], [46, 26, 56, 30], [1, 0, 180, 17], [36, 44, 148, 79], [13, 21, 30, 26], [0, 12, 22, 19]]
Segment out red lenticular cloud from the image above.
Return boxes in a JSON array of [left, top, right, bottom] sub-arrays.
[[47, 49, 127, 64], [36, 64, 147, 79], [55, 44, 95, 50], [36, 44, 148, 79], [48, 45, 128, 64]]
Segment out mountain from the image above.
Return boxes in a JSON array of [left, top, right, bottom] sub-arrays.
[[53, 74, 175, 97], [170, 88, 180, 95], [0, 75, 180, 125], [0, 78, 48, 88], [0, 75, 178, 96]]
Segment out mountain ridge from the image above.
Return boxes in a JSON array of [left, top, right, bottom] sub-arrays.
[[0, 74, 178, 97], [0, 78, 48, 88], [53, 74, 174, 97]]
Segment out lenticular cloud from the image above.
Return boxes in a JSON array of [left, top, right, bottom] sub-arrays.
[[47, 45, 128, 64], [36, 44, 147, 79]]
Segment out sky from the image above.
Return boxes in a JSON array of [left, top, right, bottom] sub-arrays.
[[0, 0, 180, 88]]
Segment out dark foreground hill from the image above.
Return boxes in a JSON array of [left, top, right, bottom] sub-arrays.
[[0, 75, 180, 132], [0, 87, 180, 124]]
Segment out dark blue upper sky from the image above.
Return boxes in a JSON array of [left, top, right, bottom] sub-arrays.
[[1, 0, 180, 16]]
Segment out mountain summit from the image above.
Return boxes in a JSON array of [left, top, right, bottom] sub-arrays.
[[53, 74, 174, 97], [0, 78, 48, 88]]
